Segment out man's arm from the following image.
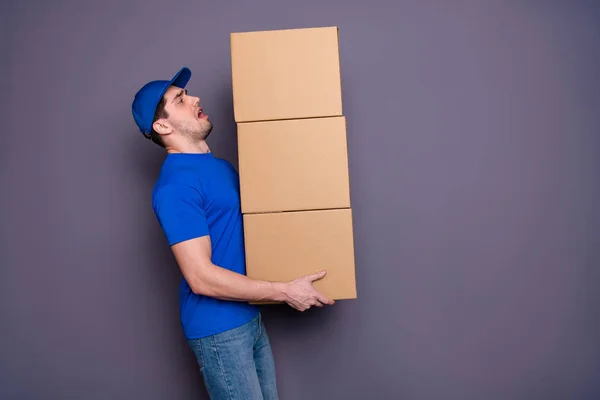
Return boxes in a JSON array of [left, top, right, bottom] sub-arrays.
[[171, 235, 334, 311]]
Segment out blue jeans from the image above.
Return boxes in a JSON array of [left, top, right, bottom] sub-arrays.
[[187, 313, 279, 399]]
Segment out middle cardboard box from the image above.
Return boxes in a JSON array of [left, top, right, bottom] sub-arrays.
[[237, 116, 350, 214]]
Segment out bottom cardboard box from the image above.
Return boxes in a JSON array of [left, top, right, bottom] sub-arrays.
[[243, 208, 357, 304]]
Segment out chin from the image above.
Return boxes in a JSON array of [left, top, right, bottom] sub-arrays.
[[199, 122, 213, 140]]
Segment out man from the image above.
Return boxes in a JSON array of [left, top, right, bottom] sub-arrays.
[[131, 66, 335, 399]]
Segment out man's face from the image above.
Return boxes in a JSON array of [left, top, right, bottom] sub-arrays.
[[155, 85, 213, 141]]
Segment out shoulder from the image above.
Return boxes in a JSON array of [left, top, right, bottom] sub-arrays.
[[157, 163, 201, 186], [152, 181, 204, 211], [154, 164, 205, 200]]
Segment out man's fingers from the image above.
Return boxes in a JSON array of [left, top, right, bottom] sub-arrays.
[[305, 269, 327, 282], [317, 293, 335, 305]]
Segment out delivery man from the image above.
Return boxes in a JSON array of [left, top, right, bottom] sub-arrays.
[[131, 66, 334, 399]]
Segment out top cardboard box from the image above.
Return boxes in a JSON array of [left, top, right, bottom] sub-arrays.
[[230, 26, 343, 122]]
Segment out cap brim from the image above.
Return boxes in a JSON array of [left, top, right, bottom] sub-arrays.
[[170, 66, 192, 89]]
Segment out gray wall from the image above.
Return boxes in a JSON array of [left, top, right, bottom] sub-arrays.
[[2, 1, 599, 399]]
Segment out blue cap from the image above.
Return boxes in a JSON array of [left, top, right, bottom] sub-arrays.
[[132, 66, 192, 137]]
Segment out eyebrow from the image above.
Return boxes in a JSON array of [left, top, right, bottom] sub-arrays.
[[171, 89, 187, 104]]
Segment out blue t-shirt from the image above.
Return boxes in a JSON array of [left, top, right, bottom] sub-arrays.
[[151, 152, 258, 339]]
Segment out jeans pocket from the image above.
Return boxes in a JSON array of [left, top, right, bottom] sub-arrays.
[[187, 338, 205, 370]]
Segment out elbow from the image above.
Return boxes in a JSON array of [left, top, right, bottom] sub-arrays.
[[187, 269, 215, 297], [190, 282, 203, 296], [189, 278, 209, 296]]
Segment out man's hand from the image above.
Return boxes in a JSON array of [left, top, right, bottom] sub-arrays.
[[280, 270, 335, 311]]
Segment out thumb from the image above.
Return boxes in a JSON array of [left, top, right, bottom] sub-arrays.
[[306, 269, 327, 282]]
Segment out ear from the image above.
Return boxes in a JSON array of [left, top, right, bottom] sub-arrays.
[[152, 119, 172, 135]]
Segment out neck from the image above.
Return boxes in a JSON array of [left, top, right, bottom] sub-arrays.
[[166, 139, 211, 154]]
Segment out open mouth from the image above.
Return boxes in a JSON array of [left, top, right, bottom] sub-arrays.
[[198, 108, 206, 119]]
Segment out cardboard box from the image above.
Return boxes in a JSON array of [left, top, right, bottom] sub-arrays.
[[230, 26, 343, 122], [237, 116, 351, 214], [243, 208, 357, 301]]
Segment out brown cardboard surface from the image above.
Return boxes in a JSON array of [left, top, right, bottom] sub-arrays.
[[230, 26, 343, 122], [243, 208, 357, 301], [238, 116, 351, 214]]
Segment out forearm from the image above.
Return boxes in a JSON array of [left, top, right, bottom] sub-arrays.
[[190, 261, 288, 302], [169, 236, 332, 310]]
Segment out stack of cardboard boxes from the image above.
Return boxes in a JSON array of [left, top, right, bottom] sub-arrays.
[[229, 26, 357, 302]]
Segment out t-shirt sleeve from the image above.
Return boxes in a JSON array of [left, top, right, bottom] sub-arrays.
[[152, 183, 210, 246]]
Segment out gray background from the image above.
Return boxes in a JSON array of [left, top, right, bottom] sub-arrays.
[[2, 1, 599, 399]]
